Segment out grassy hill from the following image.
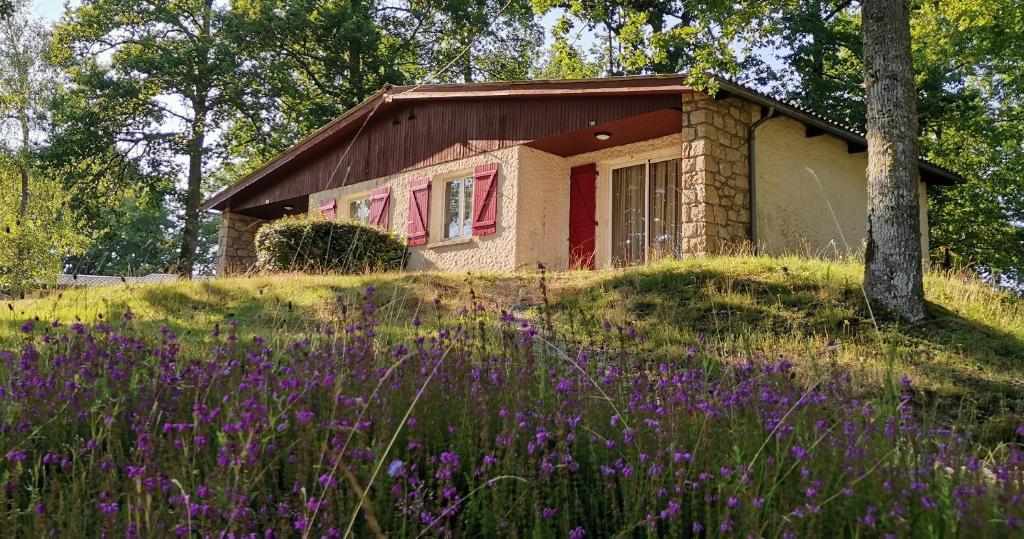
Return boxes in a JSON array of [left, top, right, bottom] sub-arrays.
[[4, 255, 1023, 423], [5, 255, 1024, 536]]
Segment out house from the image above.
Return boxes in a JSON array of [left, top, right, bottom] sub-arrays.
[[203, 75, 961, 274]]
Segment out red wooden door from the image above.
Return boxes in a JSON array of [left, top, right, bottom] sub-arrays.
[[569, 163, 598, 269]]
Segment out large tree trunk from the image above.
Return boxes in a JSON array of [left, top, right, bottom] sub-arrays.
[[861, 0, 925, 321], [177, 111, 205, 278], [176, 0, 212, 278]]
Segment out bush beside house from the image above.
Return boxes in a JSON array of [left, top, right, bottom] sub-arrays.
[[254, 216, 407, 273]]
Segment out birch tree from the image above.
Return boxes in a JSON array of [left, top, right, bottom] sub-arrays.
[[0, 0, 86, 296]]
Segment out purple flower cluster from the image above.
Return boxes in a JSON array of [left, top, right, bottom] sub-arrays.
[[1, 288, 1023, 536]]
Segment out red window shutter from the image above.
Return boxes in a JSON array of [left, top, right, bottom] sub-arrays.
[[406, 179, 430, 245], [472, 162, 499, 236], [369, 186, 391, 229], [319, 199, 337, 219]]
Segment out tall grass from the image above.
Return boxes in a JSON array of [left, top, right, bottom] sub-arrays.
[[2, 283, 1023, 536]]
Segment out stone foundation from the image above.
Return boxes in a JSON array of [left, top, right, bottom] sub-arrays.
[[680, 91, 760, 255], [216, 211, 266, 275]]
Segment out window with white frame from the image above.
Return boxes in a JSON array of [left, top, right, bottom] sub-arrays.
[[443, 176, 474, 239], [347, 195, 371, 224]]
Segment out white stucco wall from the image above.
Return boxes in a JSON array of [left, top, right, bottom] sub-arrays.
[[755, 116, 929, 259], [309, 146, 521, 272], [516, 146, 571, 271]]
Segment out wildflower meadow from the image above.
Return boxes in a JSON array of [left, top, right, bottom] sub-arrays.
[[2, 285, 1023, 537]]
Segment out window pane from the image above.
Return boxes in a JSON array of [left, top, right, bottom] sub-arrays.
[[445, 179, 461, 239], [611, 164, 646, 266], [462, 177, 474, 237], [349, 198, 371, 223], [648, 159, 682, 259], [443, 177, 474, 239]]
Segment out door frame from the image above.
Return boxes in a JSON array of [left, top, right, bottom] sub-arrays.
[[601, 149, 682, 267]]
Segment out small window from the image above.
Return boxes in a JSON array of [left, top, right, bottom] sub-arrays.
[[348, 197, 371, 223], [443, 176, 474, 239]]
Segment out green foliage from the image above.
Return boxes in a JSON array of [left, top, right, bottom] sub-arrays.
[[911, 0, 1024, 283], [52, 0, 242, 276], [0, 0, 88, 296], [531, 0, 772, 81], [0, 156, 88, 296], [534, 14, 601, 79], [39, 83, 179, 276], [222, 0, 543, 171], [222, 0, 412, 167], [254, 215, 407, 274]]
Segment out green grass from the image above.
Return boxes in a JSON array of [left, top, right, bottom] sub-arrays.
[[4, 255, 1023, 429]]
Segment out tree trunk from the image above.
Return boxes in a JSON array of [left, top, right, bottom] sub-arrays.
[[177, 109, 206, 278], [18, 111, 28, 218], [861, 0, 925, 321], [462, 34, 473, 83], [13, 83, 31, 299], [176, 0, 213, 278]]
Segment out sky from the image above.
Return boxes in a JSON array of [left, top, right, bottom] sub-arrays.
[[33, 0, 65, 22]]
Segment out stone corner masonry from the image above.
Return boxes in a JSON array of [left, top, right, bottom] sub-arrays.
[[680, 90, 760, 256], [216, 211, 266, 275]]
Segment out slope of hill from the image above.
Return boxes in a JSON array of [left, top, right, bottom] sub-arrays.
[[3, 255, 1022, 421], [4, 255, 1024, 536]]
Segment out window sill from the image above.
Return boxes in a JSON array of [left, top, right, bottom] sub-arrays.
[[427, 236, 475, 249]]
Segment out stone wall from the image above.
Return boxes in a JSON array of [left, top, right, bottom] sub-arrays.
[[216, 211, 266, 275], [680, 91, 760, 255]]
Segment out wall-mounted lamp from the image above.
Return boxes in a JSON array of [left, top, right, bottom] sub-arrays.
[[594, 131, 612, 141], [283, 205, 295, 211]]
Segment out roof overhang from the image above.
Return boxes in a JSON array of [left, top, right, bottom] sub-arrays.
[[204, 74, 964, 213], [712, 78, 963, 185]]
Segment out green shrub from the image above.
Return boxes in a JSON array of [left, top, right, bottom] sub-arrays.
[[254, 215, 407, 273]]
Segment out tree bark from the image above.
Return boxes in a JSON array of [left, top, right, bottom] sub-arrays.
[[861, 0, 925, 321], [18, 107, 29, 218], [175, 0, 213, 278], [176, 110, 205, 278]]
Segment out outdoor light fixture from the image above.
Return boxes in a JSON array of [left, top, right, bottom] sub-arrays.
[[283, 205, 295, 211], [594, 131, 612, 141]]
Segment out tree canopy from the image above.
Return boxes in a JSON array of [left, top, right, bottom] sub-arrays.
[[0, 0, 1019, 287]]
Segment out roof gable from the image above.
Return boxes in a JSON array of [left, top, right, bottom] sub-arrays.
[[204, 75, 963, 214]]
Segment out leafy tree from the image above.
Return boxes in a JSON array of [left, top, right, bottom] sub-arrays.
[[53, 0, 240, 277], [0, 0, 49, 222], [530, 0, 771, 81], [39, 76, 182, 276], [0, 156, 87, 297], [411, 0, 543, 83], [758, 0, 864, 127], [223, 0, 542, 173], [911, 0, 1024, 284], [535, 14, 602, 79], [0, 0, 87, 296], [222, 0, 415, 168]]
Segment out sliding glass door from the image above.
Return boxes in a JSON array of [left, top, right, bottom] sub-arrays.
[[611, 158, 683, 266], [611, 164, 647, 266]]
